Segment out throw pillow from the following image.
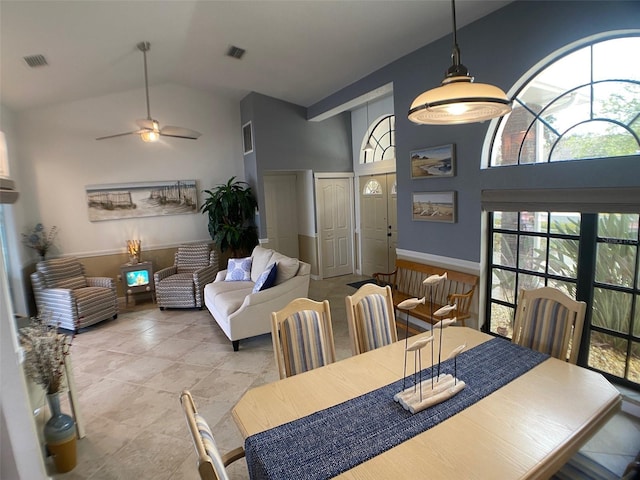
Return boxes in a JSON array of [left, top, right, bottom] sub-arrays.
[[225, 257, 252, 281], [252, 263, 278, 293]]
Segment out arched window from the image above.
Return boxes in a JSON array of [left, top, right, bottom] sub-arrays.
[[361, 115, 395, 164], [485, 33, 640, 389], [362, 179, 382, 195], [490, 36, 640, 166]]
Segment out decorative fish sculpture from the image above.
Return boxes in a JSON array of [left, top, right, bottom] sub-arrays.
[[433, 317, 457, 329], [446, 343, 467, 360], [398, 297, 425, 310], [423, 272, 447, 286], [406, 336, 434, 352], [433, 304, 457, 317]]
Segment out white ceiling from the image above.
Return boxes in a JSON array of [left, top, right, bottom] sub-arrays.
[[0, 0, 511, 113]]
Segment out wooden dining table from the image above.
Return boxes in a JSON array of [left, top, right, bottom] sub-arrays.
[[232, 327, 621, 479]]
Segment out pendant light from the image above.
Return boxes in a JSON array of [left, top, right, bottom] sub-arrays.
[[408, 0, 512, 125], [363, 102, 374, 153]]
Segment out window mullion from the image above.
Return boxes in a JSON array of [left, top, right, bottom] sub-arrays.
[[576, 213, 597, 365]]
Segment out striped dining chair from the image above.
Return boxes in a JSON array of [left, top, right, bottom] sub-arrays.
[[345, 283, 398, 356], [180, 390, 245, 480], [271, 298, 336, 379], [512, 286, 587, 364]]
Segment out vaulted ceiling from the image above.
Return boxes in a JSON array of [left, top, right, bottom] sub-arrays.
[[0, 0, 511, 113]]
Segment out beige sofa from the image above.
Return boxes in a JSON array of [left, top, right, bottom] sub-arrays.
[[204, 246, 311, 351]]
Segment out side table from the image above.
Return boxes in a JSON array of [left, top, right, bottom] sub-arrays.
[[120, 261, 155, 306]]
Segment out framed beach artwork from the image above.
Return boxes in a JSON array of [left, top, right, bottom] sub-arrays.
[[410, 144, 455, 179], [412, 191, 456, 223], [86, 180, 198, 222], [242, 121, 253, 155]]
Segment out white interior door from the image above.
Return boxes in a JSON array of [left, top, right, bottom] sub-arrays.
[[317, 176, 353, 278], [264, 174, 299, 258], [360, 173, 396, 276]]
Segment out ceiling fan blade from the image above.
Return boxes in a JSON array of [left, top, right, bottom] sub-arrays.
[[96, 130, 142, 141], [136, 118, 156, 129], [160, 126, 202, 139], [97, 43, 201, 142]]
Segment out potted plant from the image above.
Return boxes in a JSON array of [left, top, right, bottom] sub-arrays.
[[22, 223, 58, 260], [19, 313, 77, 473], [200, 177, 258, 257]]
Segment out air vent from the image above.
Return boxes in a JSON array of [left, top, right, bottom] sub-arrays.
[[226, 45, 246, 60], [23, 54, 48, 68]]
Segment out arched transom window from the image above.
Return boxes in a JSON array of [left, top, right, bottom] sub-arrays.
[[490, 36, 640, 166], [361, 115, 396, 164]]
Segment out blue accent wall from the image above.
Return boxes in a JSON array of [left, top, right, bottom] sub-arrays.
[[240, 92, 352, 234], [309, 0, 640, 263]]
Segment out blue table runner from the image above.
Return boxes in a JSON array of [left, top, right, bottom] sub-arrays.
[[245, 338, 549, 480]]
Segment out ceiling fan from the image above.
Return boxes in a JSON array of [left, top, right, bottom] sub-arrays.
[[96, 41, 201, 142]]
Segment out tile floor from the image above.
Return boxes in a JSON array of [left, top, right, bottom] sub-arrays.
[[38, 274, 639, 479]]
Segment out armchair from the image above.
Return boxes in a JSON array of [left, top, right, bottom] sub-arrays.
[[30, 257, 118, 331], [154, 243, 219, 310]]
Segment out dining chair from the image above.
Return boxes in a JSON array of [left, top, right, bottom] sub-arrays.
[[271, 297, 336, 379], [512, 286, 587, 364], [180, 390, 245, 480], [345, 283, 398, 356]]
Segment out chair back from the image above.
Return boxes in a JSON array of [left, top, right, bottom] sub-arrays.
[[345, 283, 398, 355], [180, 390, 245, 480], [176, 243, 214, 274], [36, 257, 87, 289], [271, 298, 336, 379], [512, 287, 586, 364]]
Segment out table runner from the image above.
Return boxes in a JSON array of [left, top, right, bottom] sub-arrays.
[[245, 338, 548, 480]]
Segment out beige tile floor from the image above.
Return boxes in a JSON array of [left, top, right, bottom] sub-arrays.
[[41, 274, 639, 479]]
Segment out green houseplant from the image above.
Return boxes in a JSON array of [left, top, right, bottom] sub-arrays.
[[200, 177, 258, 256]]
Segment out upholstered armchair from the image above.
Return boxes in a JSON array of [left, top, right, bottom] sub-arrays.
[[30, 257, 118, 331], [154, 243, 219, 310]]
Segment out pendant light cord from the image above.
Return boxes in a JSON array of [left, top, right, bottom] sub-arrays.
[[448, 0, 465, 77]]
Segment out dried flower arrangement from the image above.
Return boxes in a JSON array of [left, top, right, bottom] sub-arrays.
[[22, 223, 58, 259], [19, 313, 73, 394]]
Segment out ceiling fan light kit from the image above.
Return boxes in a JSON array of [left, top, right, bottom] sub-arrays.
[[408, 0, 512, 125], [96, 41, 202, 142]]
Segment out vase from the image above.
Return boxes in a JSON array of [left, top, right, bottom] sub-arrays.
[[44, 393, 77, 473]]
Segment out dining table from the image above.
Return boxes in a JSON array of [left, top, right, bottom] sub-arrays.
[[232, 327, 621, 480]]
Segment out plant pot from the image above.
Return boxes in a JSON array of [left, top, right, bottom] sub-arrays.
[[44, 393, 77, 473]]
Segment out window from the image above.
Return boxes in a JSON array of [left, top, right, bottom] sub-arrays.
[[485, 33, 640, 390], [490, 36, 640, 167], [486, 212, 640, 388], [361, 115, 395, 164], [362, 179, 382, 195]]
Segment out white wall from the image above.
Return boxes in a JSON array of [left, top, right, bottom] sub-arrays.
[[1, 103, 30, 315], [14, 83, 244, 258]]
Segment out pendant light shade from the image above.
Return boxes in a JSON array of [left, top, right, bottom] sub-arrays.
[[408, 0, 512, 125]]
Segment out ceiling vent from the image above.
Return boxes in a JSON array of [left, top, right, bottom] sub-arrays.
[[23, 54, 48, 68], [226, 46, 246, 60]]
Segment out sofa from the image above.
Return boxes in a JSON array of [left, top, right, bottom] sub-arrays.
[[204, 246, 311, 351], [30, 257, 118, 331]]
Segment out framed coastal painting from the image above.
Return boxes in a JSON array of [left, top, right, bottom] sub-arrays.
[[86, 180, 198, 222], [242, 121, 253, 155], [412, 191, 456, 223], [410, 144, 455, 179]]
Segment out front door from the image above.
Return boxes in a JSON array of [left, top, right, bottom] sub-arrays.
[[360, 173, 396, 276]]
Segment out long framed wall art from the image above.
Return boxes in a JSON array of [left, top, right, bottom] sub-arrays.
[[86, 180, 198, 222]]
